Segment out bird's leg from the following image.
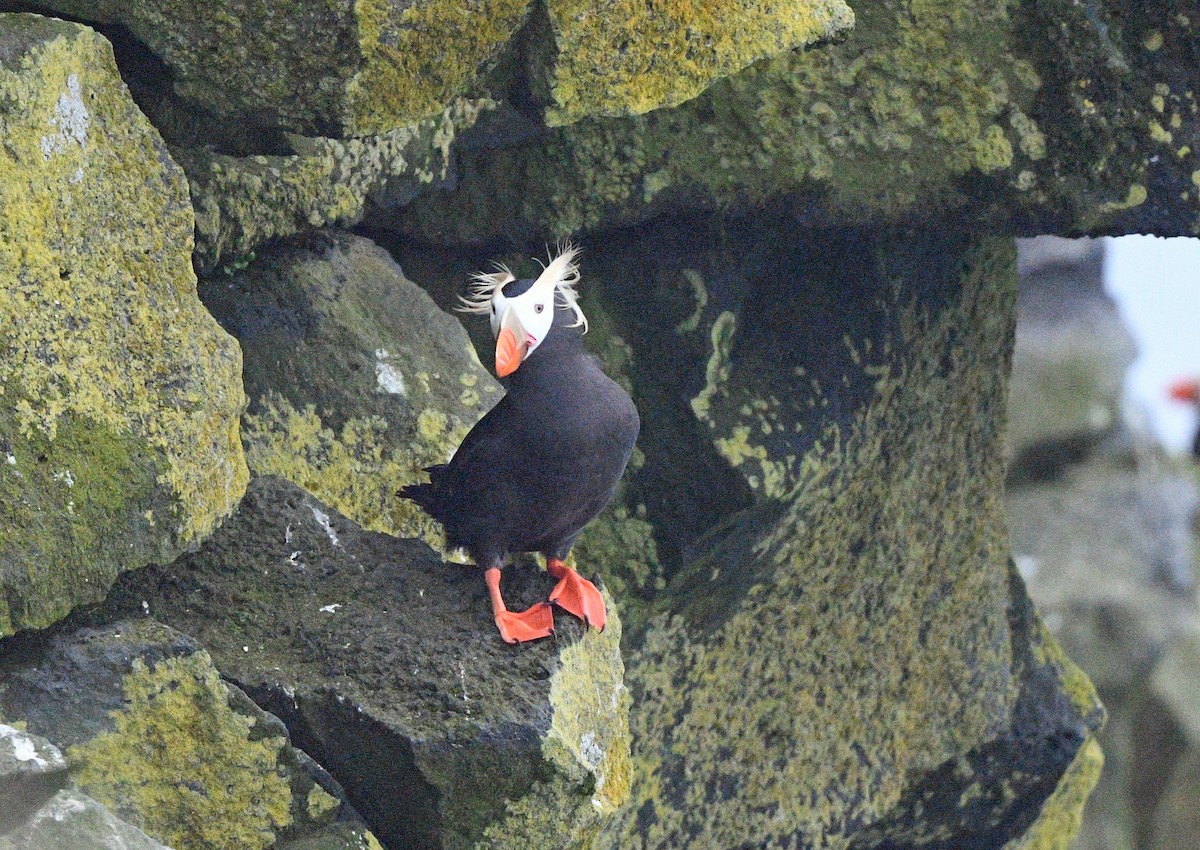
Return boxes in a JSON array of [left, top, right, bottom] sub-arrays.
[[485, 566, 554, 644], [546, 558, 606, 631]]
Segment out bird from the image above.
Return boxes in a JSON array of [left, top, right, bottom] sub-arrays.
[[1168, 377, 1200, 458], [401, 246, 640, 643]]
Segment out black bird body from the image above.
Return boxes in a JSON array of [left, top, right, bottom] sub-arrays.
[[405, 308, 639, 569], [402, 247, 637, 642]]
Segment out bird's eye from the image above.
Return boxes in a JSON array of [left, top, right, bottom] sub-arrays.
[[535, 303, 545, 314]]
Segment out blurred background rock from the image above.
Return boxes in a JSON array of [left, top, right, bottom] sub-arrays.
[[1008, 235, 1200, 850]]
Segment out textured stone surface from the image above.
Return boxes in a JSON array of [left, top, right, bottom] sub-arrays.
[[22, 0, 529, 136], [182, 99, 492, 273], [0, 724, 68, 835], [0, 14, 248, 637], [0, 619, 356, 850], [546, 216, 1104, 848], [0, 789, 174, 850], [100, 476, 631, 850], [534, 0, 853, 125], [393, 0, 1200, 244], [200, 232, 502, 550]]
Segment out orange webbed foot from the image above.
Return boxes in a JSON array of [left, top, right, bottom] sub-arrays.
[[547, 559, 606, 631], [494, 603, 554, 644], [485, 566, 554, 644]]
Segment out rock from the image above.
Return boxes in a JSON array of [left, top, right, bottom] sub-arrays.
[[21, 0, 529, 137], [199, 232, 502, 550], [1140, 633, 1200, 850], [100, 476, 631, 850], [1008, 237, 1135, 481], [532, 0, 854, 126], [0, 619, 359, 850], [0, 14, 248, 637], [392, 0, 1200, 244], [181, 100, 493, 273], [550, 216, 1104, 847], [0, 725, 68, 835], [0, 789, 174, 850]]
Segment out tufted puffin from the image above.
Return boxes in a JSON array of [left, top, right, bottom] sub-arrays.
[[401, 246, 640, 643], [1168, 377, 1200, 458]]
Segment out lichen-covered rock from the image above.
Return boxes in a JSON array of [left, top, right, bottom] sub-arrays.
[[394, 0, 1200, 244], [547, 220, 1107, 849], [199, 232, 501, 550], [0, 724, 69, 835], [99, 476, 631, 850], [182, 99, 493, 273], [1007, 237, 1134, 480], [0, 14, 248, 637], [0, 789, 174, 850], [533, 0, 853, 126], [22, 0, 529, 137], [0, 619, 359, 850]]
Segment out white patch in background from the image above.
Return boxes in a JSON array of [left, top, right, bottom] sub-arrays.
[[319, 603, 342, 614], [1105, 235, 1200, 454], [1014, 554, 1039, 581], [40, 74, 90, 160], [311, 506, 340, 547], [375, 348, 407, 395]]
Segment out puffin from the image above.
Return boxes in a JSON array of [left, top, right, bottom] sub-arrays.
[[1168, 377, 1200, 458], [401, 246, 640, 643]]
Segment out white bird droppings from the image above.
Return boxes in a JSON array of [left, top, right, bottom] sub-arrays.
[[40, 74, 90, 161], [311, 506, 340, 547], [375, 348, 407, 395]]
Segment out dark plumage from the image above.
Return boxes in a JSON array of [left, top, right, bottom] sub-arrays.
[[405, 307, 639, 564], [402, 248, 638, 642]]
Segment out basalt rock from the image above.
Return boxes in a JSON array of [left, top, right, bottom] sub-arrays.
[[199, 232, 502, 551], [0, 14, 247, 637], [0, 619, 367, 850], [99, 476, 631, 850]]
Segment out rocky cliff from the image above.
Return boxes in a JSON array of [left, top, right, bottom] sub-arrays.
[[1, 2, 1186, 848]]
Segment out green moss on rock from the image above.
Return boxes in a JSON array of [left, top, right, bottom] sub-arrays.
[[27, 0, 523, 136], [201, 232, 500, 551], [182, 98, 493, 273], [0, 14, 247, 636], [539, 0, 854, 125], [70, 654, 295, 850], [598, 234, 1023, 849]]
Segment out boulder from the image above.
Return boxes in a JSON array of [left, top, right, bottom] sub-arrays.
[[393, 0, 1200, 245], [0, 724, 68, 835], [0, 789, 174, 850], [199, 232, 502, 550], [100, 476, 631, 850], [0, 618, 368, 850], [0, 14, 247, 637], [21, 0, 529, 137], [557, 216, 1106, 847], [181, 100, 493, 273], [532, 0, 853, 126]]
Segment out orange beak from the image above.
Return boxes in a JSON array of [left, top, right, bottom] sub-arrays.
[[494, 306, 528, 377], [1168, 378, 1200, 404]]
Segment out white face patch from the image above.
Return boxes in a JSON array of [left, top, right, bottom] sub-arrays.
[[491, 283, 555, 357]]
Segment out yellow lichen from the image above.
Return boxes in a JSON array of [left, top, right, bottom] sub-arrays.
[[1002, 738, 1104, 850], [544, 0, 854, 125], [0, 18, 247, 545], [242, 395, 466, 552], [69, 654, 293, 850]]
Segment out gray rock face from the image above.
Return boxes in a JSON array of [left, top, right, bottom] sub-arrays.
[[0, 725, 68, 836], [0, 619, 358, 850], [0, 789, 174, 850], [98, 476, 630, 850]]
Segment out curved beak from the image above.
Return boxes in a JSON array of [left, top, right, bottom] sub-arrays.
[[494, 305, 529, 378], [1168, 377, 1200, 403]]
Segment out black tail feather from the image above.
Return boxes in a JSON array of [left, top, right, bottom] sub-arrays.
[[399, 464, 450, 525]]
